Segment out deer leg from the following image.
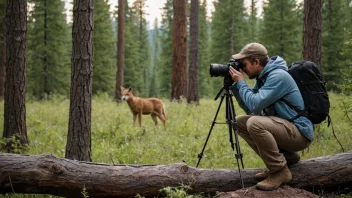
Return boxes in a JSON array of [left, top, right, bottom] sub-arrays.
[[138, 113, 142, 127], [151, 114, 158, 126], [155, 111, 166, 127], [133, 114, 137, 126]]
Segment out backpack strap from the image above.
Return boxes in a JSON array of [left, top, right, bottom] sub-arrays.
[[328, 115, 344, 152], [257, 69, 308, 120], [280, 97, 307, 122], [256, 72, 277, 116]]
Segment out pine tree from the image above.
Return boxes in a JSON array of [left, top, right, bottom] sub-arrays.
[[303, 0, 322, 68], [3, 0, 29, 150], [171, 0, 187, 101], [344, 0, 352, 33], [342, 0, 352, 75], [149, 18, 160, 97], [115, 0, 124, 101], [93, 0, 115, 95], [187, 0, 199, 104], [65, 0, 93, 162], [210, 0, 246, 62], [158, 0, 173, 97], [322, 0, 346, 90], [198, 0, 212, 98], [248, 0, 259, 42], [132, 0, 151, 97], [337, 31, 352, 120], [209, 0, 247, 94], [27, 0, 70, 99], [0, 0, 6, 100], [123, 0, 143, 96], [260, 0, 302, 65], [120, 0, 151, 97]]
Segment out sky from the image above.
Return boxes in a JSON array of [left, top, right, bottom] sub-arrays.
[[64, 0, 215, 29], [109, 0, 168, 29], [63, 0, 284, 29], [107, 0, 263, 27]]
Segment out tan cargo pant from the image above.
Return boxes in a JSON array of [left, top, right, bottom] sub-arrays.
[[236, 115, 310, 173]]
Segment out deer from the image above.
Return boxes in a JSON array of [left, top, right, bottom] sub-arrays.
[[121, 86, 166, 127]]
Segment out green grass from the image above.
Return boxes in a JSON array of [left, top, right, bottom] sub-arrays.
[[0, 92, 351, 197]]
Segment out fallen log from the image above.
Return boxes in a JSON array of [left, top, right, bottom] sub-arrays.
[[0, 152, 351, 197], [215, 186, 319, 198]]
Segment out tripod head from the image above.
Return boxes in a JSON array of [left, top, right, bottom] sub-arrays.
[[214, 76, 234, 101], [223, 75, 234, 89]]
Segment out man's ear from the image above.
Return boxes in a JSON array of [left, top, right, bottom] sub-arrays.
[[254, 58, 260, 66]]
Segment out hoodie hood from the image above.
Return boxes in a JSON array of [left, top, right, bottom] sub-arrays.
[[258, 56, 288, 80]]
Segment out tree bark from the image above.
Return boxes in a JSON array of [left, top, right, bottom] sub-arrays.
[[0, 152, 351, 198], [3, 0, 29, 148], [0, 29, 5, 101], [171, 0, 187, 101], [187, 0, 199, 104], [115, 0, 124, 102], [0, 0, 6, 101], [303, 0, 322, 70], [66, 0, 93, 162], [217, 186, 320, 198]]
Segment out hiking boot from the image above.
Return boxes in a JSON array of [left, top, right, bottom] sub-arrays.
[[282, 150, 300, 167], [255, 168, 270, 180], [255, 151, 299, 180], [256, 165, 292, 191]]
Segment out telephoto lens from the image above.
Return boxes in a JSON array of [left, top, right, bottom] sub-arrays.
[[209, 60, 243, 77]]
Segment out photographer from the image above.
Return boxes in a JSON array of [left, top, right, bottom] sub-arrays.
[[228, 43, 313, 191]]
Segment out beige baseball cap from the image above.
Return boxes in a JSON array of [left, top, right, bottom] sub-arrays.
[[232, 42, 269, 60]]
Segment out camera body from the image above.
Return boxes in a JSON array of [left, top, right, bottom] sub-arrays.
[[209, 59, 244, 77]]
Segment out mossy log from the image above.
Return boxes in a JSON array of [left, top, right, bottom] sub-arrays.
[[0, 151, 351, 197]]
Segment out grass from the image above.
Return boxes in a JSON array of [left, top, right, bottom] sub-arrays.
[[0, 92, 351, 197]]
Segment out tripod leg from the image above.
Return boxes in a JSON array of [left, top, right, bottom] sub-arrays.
[[225, 91, 245, 188], [228, 95, 244, 169], [196, 94, 225, 168], [226, 95, 235, 151]]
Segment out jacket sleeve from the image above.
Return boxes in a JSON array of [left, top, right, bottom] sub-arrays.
[[235, 71, 292, 114], [230, 82, 257, 115]]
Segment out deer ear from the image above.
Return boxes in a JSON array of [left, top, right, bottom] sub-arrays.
[[128, 86, 133, 92]]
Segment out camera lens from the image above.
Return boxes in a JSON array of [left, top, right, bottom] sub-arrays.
[[209, 64, 229, 77]]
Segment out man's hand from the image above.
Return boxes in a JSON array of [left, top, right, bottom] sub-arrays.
[[229, 66, 244, 82]]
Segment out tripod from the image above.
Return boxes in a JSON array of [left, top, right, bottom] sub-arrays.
[[196, 82, 245, 188]]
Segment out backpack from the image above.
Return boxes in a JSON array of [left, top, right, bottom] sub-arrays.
[[286, 61, 330, 125], [259, 61, 344, 151]]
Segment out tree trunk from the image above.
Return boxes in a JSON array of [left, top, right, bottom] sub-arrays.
[[0, 152, 351, 198], [65, 0, 93, 162], [303, 0, 322, 70], [115, 0, 124, 102], [0, 29, 5, 101], [187, 0, 199, 104], [0, 0, 6, 101], [41, 0, 48, 98], [3, 0, 29, 149], [216, 186, 319, 198], [171, 0, 187, 101]]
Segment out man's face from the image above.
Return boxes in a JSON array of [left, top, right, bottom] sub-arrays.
[[241, 58, 261, 79]]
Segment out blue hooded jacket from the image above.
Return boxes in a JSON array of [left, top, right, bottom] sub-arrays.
[[231, 56, 314, 141]]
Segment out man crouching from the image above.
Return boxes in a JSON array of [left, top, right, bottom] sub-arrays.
[[229, 43, 313, 190]]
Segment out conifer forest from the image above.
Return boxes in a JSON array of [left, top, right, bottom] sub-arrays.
[[0, 0, 352, 197], [0, 0, 351, 100]]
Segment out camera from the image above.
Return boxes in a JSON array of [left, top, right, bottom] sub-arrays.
[[209, 59, 244, 77]]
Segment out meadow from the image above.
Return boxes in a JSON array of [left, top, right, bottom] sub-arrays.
[[0, 92, 351, 197]]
